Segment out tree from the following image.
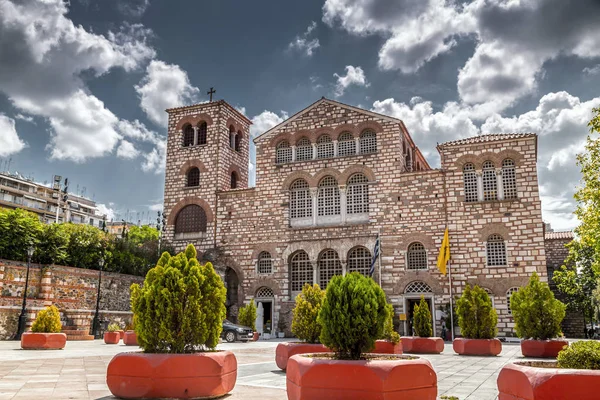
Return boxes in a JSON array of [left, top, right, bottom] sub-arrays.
[[238, 300, 257, 331], [413, 295, 433, 337], [455, 285, 498, 339], [127, 225, 159, 246], [291, 283, 325, 343], [35, 223, 69, 265], [379, 303, 400, 344], [0, 208, 42, 261], [63, 223, 107, 269]]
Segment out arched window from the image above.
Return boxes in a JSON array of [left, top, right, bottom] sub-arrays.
[[230, 171, 238, 189], [346, 173, 369, 214], [186, 167, 200, 187], [506, 287, 519, 315], [256, 287, 274, 298], [482, 161, 498, 201], [257, 252, 273, 274], [235, 131, 242, 152], [276, 141, 292, 164], [295, 137, 312, 161], [229, 125, 236, 149], [318, 176, 340, 216], [174, 205, 207, 234], [347, 246, 371, 276], [463, 163, 478, 202], [407, 242, 427, 270], [198, 122, 207, 145], [290, 251, 313, 292], [502, 159, 517, 199], [183, 124, 194, 147], [290, 179, 312, 219], [338, 132, 355, 157], [359, 130, 377, 154], [405, 281, 433, 294], [318, 249, 342, 289], [317, 135, 334, 159], [486, 234, 507, 266]]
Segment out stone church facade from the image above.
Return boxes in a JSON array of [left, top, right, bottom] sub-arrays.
[[162, 97, 551, 337]]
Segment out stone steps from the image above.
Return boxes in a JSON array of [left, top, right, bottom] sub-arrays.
[[61, 326, 94, 341]]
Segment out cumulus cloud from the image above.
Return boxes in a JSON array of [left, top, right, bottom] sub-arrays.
[[0, 114, 26, 157], [288, 21, 321, 57], [141, 138, 167, 174], [96, 203, 116, 221], [583, 64, 600, 76], [116, 140, 140, 159], [334, 65, 369, 97], [250, 110, 288, 138]]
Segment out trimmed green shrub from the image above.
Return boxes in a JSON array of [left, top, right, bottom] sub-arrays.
[[31, 305, 62, 333], [380, 303, 401, 344], [455, 285, 498, 339], [292, 283, 325, 343], [413, 296, 433, 337], [238, 300, 257, 331], [318, 272, 387, 360], [558, 341, 600, 370], [511, 272, 566, 340], [107, 323, 121, 332], [130, 244, 226, 353]]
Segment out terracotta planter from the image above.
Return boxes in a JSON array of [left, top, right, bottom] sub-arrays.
[[123, 331, 138, 346], [20, 332, 67, 350], [401, 337, 444, 354], [276, 342, 330, 370], [107, 351, 237, 399], [253, 332, 259, 341], [287, 353, 437, 400], [521, 339, 569, 358], [118, 330, 125, 340], [104, 332, 120, 344], [498, 361, 600, 400], [453, 338, 502, 356], [371, 340, 403, 354]]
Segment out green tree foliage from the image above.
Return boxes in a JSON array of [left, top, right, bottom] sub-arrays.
[[31, 305, 62, 333], [413, 295, 433, 337], [379, 303, 400, 344], [511, 273, 566, 340], [35, 223, 69, 265], [558, 340, 600, 370], [130, 244, 226, 353], [127, 225, 160, 246], [291, 283, 325, 343], [318, 272, 387, 360], [63, 223, 107, 269], [0, 208, 42, 261], [238, 300, 258, 331], [455, 285, 498, 339]]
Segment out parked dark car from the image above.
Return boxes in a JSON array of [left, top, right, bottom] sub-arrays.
[[221, 319, 253, 343]]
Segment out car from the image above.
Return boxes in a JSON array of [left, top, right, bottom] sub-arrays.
[[221, 319, 254, 343]]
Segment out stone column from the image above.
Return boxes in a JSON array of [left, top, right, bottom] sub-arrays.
[[355, 137, 360, 155], [311, 260, 318, 286], [476, 171, 484, 202], [193, 126, 198, 146], [312, 143, 317, 160], [339, 185, 347, 224], [310, 188, 318, 226], [40, 267, 53, 306], [333, 140, 339, 157], [341, 260, 347, 276], [291, 145, 296, 162], [496, 168, 504, 200]]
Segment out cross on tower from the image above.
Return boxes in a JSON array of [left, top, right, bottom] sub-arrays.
[[207, 87, 216, 102]]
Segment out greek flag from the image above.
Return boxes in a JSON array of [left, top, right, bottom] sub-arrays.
[[369, 234, 380, 277]]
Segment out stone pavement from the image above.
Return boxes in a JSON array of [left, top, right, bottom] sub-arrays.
[[0, 339, 535, 399]]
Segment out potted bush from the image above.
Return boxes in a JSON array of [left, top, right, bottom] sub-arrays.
[[453, 285, 502, 356], [401, 296, 444, 354], [106, 245, 236, 399], [104, 323, 121, 344], [238, 300, 258, 341], [277, 316, 286, 338], [276, 283, 328, 370], [287, 273, 437, 399], [372, 303, 402, 354], [498, 341, 600, 399], [21, 305, 67, 350], [511, 272, 568, 358], [123, 322, 138, 346]]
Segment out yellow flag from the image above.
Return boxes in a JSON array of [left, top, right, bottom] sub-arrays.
[[437, 228, 450, 275]]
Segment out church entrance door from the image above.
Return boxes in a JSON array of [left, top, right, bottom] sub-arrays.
[[403, 281, 435, 337], [255, 287, 275, 338]]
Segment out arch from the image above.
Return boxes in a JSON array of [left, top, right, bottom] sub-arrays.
[[347, 246, 371, 276], [395, 273, 443, 295], [356, 121, 384, 134], [167, 197, 214, 225], [289, 130, 314, 146], [256, 251, 273, 274], [399, 233, 435, 251], [338, 131, 356, 156], [317, 249, 342, 289], [289, 250, 313, 292], [478, 223, 510, 241], [289, 178, 312, 220], [359, 129, 377, 154], [295, 136, 313, 161], [404, 281, 433, 294], [346, 173, 369, 215], [175, 113, 213, 131], [255, 286, 275, 298], [482, 160, 497, 201], [333, 124, 358, 139], [407, 242, 428, 270], [270, 132, 294, 147], [316, 134, 334, 159], [282, 171, 314, 190], [225, 117, 243, 134], [454, 154, 481, 169], [251, 244, 279, 261], [183, 124, 194, 147], [179, 159, 208, 175], [275, 140, 292, 164], [248, 278, 282, 298], [317, 175, 341, 217], [313, 127, 335, 139], [312, 168, 342, 185], [340, 165, 376, 183], [174, 205, 207, 233]]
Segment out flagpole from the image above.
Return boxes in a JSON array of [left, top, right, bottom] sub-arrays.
[[441, 148, 454, 341], [378, 228, 382, 287], [448, 259, 454, 341]]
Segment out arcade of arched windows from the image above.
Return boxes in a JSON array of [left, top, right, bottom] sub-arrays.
[[182, 122, 208, 147], [462, 158, 518, 203]]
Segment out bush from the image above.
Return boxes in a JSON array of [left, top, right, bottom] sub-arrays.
[[413, 296, 433, 337], [380, 303, 400, 344], [557, 341, 600, 370], [107, 323, 121, 332], [130, 244, 226, 353], [455, 285, 498, 339], [31, 305, 62, 333], [238, 300, 257, 331], [511, 272, 566, 340], [292, 283, 325, 343], [0, 208, 42, 262], [318, 272, 387, 360]]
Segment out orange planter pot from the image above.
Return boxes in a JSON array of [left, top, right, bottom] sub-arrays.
[[107, 351, 237, 399], [275, 342, 330, 370], [287, 354, 437, 400], [104, 332, 120, 344], [21, 332, 67, 350], [521, 339, 569, 358], [401, 337, 444, 354], [371, 340, 403, 354], [123, 331, 138, 346], [253, 332, 259, 341], [453, 338, 502, 356], [498, 361, 600, 400]]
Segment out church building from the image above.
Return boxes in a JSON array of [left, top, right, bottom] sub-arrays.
[[162, 97, 548, 337]]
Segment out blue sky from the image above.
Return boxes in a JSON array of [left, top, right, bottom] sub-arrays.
[[1, 0, 599, 229]]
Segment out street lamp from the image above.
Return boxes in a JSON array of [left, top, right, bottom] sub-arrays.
[[15, 245, 35, 340], [91, 257, 105, 339]]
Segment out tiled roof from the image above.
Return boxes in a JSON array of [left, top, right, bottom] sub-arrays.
[[438, 133, 537, 148], [545, 231, 574, 240]]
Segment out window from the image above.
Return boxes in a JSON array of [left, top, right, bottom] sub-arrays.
[[486, 234, 507, 266], [463, 163, 478, 203], [502, 159, 517, 200], [318, 249, 342, 289], [256, 287, 274, 298], [229, 125, 236, 149], [407, 242, 427, 270], [405, 281, 433, 294], [235, 131, 242, 152], [174, 205, 207, 234], [230, 171, 238, 189], [347, 247, 371, 276], [296, 137, 312, 161], [276, 141, 292, 164], [506, 287, 519, 315], [318, 176, 340, 216], [186, 167, 200, 187], [359, 130, 377, 154], [482, 161, 498, 201], [290, 179, 312, 219], [257, 252, 273, 274], [317, 135, 334, 159], [183, 125, 194, 147], [346, 174, 369, 214], [290, 251, 313, 292], [198, 122, 207, 145], [338, 132, 355, 157]]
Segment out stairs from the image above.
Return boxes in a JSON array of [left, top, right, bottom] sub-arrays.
[[61, 325, 94, 341]]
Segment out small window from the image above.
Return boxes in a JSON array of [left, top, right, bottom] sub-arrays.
[[347, 246, 371, 276], [317, 135, 334, 159], [359, 130, 377, 154], [276, 141, 292, 164], [198, 122, 207, 145], [506, 287, 519, 315], [235, 131, 242, 152], [174, 205, 207, 234], [290, 179, 312, 219], [407, 242, 427, 270], [229, 125, 236, 149], [183, 125, 194, 147], [256, 286, 274, 298], [405, 281, 433, 294], [463, 163, 478, 203], [346, 173, 369, 214], [338, 132, 356, 157], [482, 161, 498, 201], [502, 159, 517, 199], [317, 176, 340, 216], [230, 171, 238, 189], [187, 167, 200, 187], [486, 234, 507, 266], [257, 252, 273, 274], [290, 251, 313, 292], [296, 137, 313, 161], [318, 249, 342, 289]]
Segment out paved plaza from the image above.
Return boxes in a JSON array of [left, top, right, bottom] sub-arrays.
[[0, 339, 533, 400]]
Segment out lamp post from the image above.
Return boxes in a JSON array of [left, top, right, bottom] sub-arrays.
[[15, 245, 35, 340], [91, 257, 105, 339]]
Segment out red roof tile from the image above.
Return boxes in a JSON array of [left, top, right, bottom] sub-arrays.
[[545, 231, 574, 240], [438, 133, 537, 148]]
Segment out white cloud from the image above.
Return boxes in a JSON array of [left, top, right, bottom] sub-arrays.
[[96, 203, 116, 221], [288, 21, 320, 57], [250, 110, 288, 138], [333, 65, 369, 97], [0, 114, 26, 157], [116, 140, 140, 159], [14, 114, 34, 123], [149, 203, 163, 212], [141, 138, 166, 174], [583, 64, 600, 76]]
